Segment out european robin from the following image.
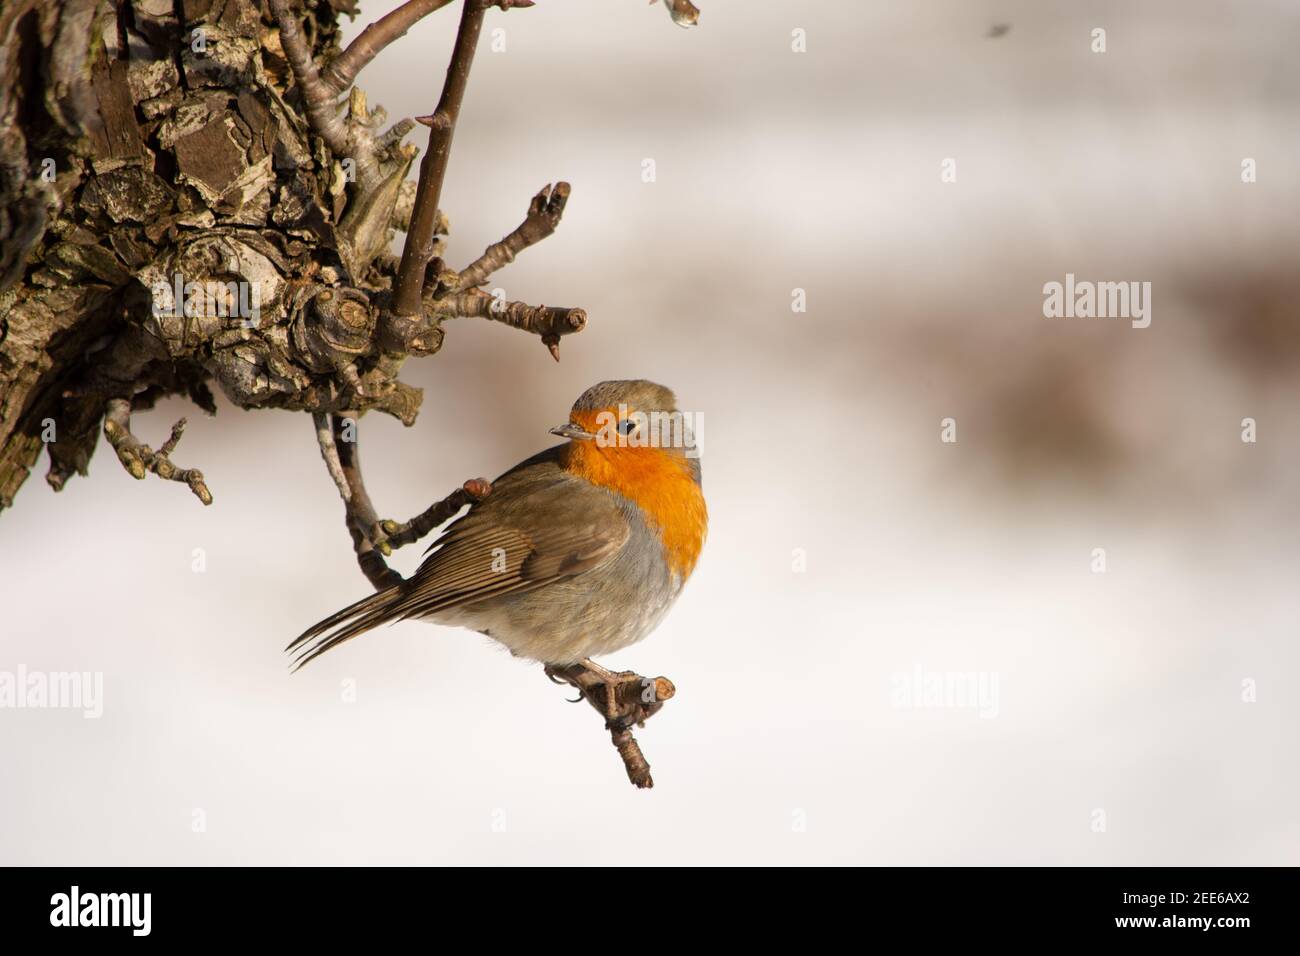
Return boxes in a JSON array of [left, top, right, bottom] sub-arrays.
[[288, 380, 707, 685]]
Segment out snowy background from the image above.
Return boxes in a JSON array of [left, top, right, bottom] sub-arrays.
[[2, 0, 1298, 864]]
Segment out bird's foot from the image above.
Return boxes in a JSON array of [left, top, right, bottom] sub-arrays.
[[542, 659, 675, 789], [546, 659, 674, 724], [577, 660, 646, 719]]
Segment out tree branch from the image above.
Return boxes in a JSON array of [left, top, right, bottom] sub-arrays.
[[330, 412, 403, 590], [313, 411, 351, 502], [451, 182, 570, 293], [434, 288, 586, 360], [321, 412, 490, 587], [390, 0, 491, 317], [322, 0, 457, 94], [266, 0, 353, 159]]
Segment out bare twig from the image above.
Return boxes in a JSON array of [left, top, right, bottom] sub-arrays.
[[313, 411, 351, 502], [322, 0, 457, 93], [434, 288, 586, 360], [322, 0, 536, 95], [545, 661, 676, 789], [391, 0, 491, 317], [330, 412, 403, 590], [380, 477, 491, 549], [321, 413, 490, 587], [451, 182, 571, 293], [267, 0, 351, 157], [268, 0, 391, 191], [102, 399, 212, 505]]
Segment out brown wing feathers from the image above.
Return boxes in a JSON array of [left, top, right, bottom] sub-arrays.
[[285, 523, 532, 671], [286, 465, 631, 670]]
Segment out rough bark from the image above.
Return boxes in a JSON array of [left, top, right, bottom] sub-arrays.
[[0, 0, 699, 787], [0, 0, 589, 509]]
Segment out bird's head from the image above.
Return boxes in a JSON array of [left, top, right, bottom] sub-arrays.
[[550, 379, 700, 472], [551, 379, 706, 578]]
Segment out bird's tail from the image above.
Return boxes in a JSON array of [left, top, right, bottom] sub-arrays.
[[286, 584, 404, 672]]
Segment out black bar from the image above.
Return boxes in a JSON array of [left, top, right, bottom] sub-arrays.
[[0, 866, 1291, 942]]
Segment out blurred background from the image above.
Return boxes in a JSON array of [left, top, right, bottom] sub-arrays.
[[3, 0, 1299, 864]]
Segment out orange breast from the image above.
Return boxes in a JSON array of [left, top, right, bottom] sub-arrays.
[[560, 425, 707, 581]]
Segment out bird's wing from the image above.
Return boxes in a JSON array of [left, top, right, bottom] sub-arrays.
[[287, 450, 630, 669], [392, 461, 631, 621]]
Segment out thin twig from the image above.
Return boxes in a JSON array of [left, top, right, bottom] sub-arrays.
[[452, 182, 571, 293], [267, 0, 381, 187], [330, 412, 403, 590], [102, 398, 212, 505], [322, 0, 457, 93], [267, 0, 349, 155], [313, 411, 351, 502], [391, 0, 490, 317], [380, 478, 491, 549], [434, 288, 586, 360], [322, 414, 491, 588]]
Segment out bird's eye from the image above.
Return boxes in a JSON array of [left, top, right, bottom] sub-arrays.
[[617, 419, 637, 436]]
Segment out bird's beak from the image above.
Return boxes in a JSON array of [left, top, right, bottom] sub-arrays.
[[550, 422, 596, 441]]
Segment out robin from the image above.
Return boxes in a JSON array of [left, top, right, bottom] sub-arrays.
[[287, 380, 707, 699]]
